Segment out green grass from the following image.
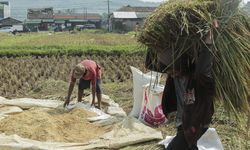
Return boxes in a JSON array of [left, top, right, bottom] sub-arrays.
[[0, 32, 145, 56]]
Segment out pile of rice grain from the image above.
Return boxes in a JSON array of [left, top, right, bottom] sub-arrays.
[[0, 108, 106, 143]]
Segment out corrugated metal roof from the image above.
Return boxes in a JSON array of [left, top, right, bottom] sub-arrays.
[[135, 12, 151, 18], [0, 17, 22, 25], [113, 12, 137, 19], [113, 12, 151, 19]]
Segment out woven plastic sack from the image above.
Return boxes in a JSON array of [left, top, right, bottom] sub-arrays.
[[139, 84, 167, 126], [129, 66, 160, 118]]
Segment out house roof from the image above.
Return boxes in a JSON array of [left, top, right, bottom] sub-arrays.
[[117, 5, 157, 12], [112, 12, 151, 19], [135, 12, 151, 18], [54, 13, 101, 21], [0, 17, 22, 25], [0, 1, 9, 6], [113, 12, 137, 19]]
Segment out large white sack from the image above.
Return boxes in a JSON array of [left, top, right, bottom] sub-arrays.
[[129, 66, 161, 118], [139, 84, 167, 126], [159, 128, 224, 150]]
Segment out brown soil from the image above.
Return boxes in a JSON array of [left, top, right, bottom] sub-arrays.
[[0, 108, 106, 143]]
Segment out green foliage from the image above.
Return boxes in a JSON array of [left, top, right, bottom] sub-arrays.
[[0, 32, 145, 56]]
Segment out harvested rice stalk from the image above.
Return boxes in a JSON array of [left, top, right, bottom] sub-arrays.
[[138, 0, 250, 115]]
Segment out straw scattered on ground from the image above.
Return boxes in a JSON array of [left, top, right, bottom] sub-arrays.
[[0, 108, 106, 143]]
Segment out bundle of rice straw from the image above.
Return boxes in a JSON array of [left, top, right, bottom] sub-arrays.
[[138, 0, 250, 115]]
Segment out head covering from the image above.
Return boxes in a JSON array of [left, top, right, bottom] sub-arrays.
[[73, 63, 86, 79]]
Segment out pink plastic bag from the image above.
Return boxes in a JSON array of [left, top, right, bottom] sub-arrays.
[[139, 84, 167, 126]]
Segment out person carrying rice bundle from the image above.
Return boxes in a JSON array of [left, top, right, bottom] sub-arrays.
[[161, 20, 219, 150], [138, 0, 250, 149]]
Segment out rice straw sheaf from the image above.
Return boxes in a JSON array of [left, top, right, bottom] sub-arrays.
[[138, 0, 250, 116]]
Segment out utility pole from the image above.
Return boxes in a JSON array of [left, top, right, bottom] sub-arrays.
[[107, 0, 110, 32], [83, 8, 87, 20]]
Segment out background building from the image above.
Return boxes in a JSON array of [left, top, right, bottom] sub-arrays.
[[110, 5, 156, 32], [0, 1, 11, 19], [24, 7, 102, 32], [0, 17, 23, 32]]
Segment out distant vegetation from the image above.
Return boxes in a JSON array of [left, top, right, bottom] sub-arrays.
[[0, 31, 145, 56]]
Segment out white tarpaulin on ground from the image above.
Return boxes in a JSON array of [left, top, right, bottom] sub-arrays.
[[0, 96, 163, 149], [0, 117, 163, 150], [83, 94, 127, 118], [83, 94, 126, 117], [159, 128, 224, 150], [0, 98, 63, 109], [84, 94, 119, 107], [0, 106, 23, 120], [65, 102, 112, 122]]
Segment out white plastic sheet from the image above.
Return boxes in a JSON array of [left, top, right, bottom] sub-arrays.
[[159, 128, 224, 150], [65, 102, 111, 122], [0, 97, 162, 149], [84, 94, 119, 107], [0, 106, 23, 120], [0, 117, 163, 150], [0, 98, 62, 109], [107, 106, 126, 117], [0, 96, 6, 101], [83, 94, 127, 117]]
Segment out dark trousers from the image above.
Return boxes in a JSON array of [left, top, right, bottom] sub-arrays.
[[166, 126, 208, 150], [78, 79, 102, 94]]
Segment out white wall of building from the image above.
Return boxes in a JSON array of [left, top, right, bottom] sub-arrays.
[[0, 2, 10, 19], [4, 3, 10, 18]]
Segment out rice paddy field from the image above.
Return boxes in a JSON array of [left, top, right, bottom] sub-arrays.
[[0, 31, 249, 150]]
